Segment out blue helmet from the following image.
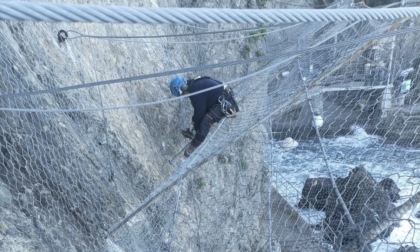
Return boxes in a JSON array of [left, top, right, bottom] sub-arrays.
[[169, 77, 186, 97]]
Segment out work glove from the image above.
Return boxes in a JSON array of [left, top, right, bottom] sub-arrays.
[[181, 128, 195, 140]]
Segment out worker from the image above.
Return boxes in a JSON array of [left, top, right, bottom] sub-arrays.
[[169, 76, 239, 157]]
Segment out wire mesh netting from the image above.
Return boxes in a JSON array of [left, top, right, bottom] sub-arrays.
[[0, 1, 419, 252]]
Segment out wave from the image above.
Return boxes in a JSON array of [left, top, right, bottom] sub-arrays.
[[329, 125, 382, 148]]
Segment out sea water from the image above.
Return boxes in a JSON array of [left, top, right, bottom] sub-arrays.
[[269, 126, 420, 251]]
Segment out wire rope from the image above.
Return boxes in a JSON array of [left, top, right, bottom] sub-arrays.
[[1, 2, 420, 24], [63, 24, 299, 44], [0, 25, 418, 109], [65, 23, 293, 40]]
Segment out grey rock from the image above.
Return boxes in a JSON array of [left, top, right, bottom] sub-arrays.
[[0, 184, 12, 208]]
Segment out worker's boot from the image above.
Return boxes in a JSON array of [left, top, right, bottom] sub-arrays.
[[184, 143, 197, 157]]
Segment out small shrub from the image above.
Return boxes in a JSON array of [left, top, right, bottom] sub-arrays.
[[365, 0, 399, 7], [217, 154, 233, 164], [255, 50, 264, 57], [239, 159, 248, 171], [246, 0, 267, 9], [240, 45, 251, 59], [195, 177, 205, 189], [248, 29, 267, 44], [256, 0, 267, 8]]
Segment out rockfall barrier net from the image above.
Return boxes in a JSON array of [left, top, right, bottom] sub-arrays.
[[0, 1, 419, 252]]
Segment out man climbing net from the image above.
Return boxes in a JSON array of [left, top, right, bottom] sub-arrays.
[[169, 76, 239, 157]]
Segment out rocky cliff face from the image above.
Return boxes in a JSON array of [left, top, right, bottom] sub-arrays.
[[0, 0, 275, 251]]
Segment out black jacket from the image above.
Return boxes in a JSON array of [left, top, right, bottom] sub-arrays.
[[188, 77, 224, 130]]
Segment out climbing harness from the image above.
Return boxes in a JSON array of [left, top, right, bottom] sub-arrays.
[[188, 76, 239, 118], [218, 86, 239, 118]]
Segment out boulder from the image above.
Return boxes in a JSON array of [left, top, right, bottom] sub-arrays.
[[378, 178, 401, 202], [297, 166, 399, 250], [296, 178, 333, 210]]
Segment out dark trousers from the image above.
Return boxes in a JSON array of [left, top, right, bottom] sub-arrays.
[[191, 104, 225, 147]]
